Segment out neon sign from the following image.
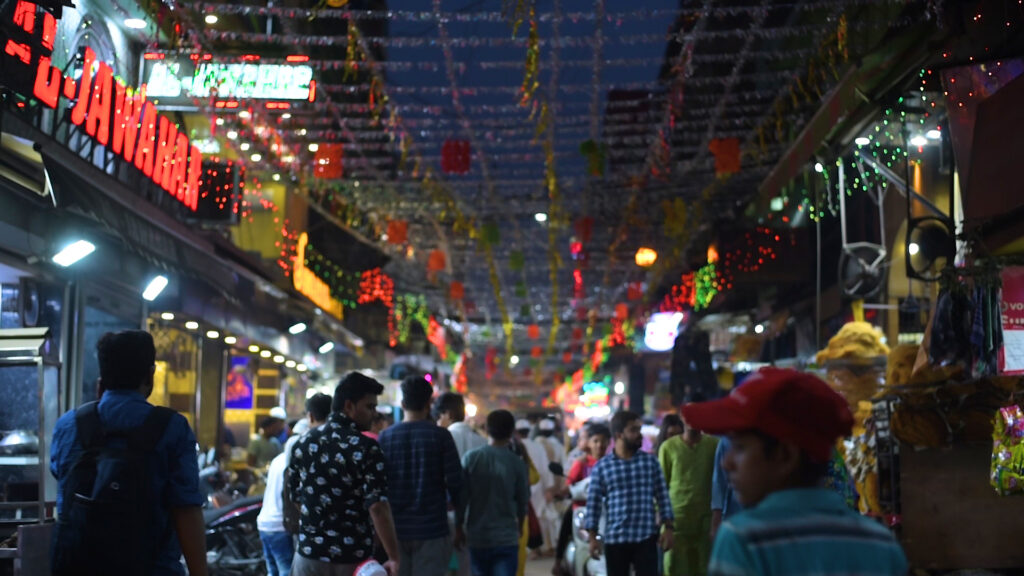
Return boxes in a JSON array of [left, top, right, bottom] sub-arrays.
[[293, 233, 345, 321], [145, 60, 314, 101], [2, 1, 202, 211]]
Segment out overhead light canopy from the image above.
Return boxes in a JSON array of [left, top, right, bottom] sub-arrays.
[[160, 312, 174, 321], [53, 240, 95, 267], [142, 275, 168, 301], [185, 321, 199, 330], [124, 18, 147, 29], [318, 341, 335, 354], [288, 322, 307, 335], [204, 14, 218, 24]]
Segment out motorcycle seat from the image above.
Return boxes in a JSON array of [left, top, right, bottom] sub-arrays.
[[203, 495, 264, 525]]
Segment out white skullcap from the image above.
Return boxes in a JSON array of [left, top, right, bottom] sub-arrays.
[[269, 406, 287, 420], [515, 419, 532, 430], [538, 418, 556, 431]]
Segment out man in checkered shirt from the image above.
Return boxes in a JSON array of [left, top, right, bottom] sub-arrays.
[[586, 410, 674, 576]]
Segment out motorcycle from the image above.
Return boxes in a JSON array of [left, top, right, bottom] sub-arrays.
[[204, 495, 266, 576], [550, 464, 607, 576]]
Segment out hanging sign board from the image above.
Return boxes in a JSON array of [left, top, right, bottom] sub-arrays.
[[293, 232, 345, 321], [1000, 267, 1024, 375], [1, 1, 202, 211], [143, 58, 315, 105]]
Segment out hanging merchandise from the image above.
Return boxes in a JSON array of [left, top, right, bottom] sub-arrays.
[[527, 324, 540, 340], [386, 220, 408, 245], [313, 143, 344, 179], [427, 249, 447, 273], [708, 138, 741, 176], [449, 281, 465, 301], [441, 139, 471, 174], [1000, 267, 1024, 375], [991, 405, 1024, 496]]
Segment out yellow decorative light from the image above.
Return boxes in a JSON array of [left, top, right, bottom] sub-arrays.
[[635, 247, 658, 268], [707, 243, 719, 264]]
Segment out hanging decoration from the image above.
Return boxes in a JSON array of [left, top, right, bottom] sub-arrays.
[[449, 281, 465, 301], [313, 143, 344, 179], [527, 324, 541, 339], [708, 138, 741, 176], [614, 303, 629, 321], [394, 293, 429, 345], [441, 139, 471, 174], [343, 19, 361, 82], [485, 346, 498, 380], [519, 6, 540, 107], [531, 345, 543, 359], [480, 221, 501, 247], [579, 140, 607, 177], [427, 316, 448, 360], [386, 220, 408, 245], [509, 250, 525, 271], [452, 353, 469, 394], [427, 249, 447, 273], [356, 268, 396, 346], [627, 282, 644, 301], [501, 0, 531, 37]]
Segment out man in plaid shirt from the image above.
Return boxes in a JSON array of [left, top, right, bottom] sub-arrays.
[[586, 411, 674, 576]]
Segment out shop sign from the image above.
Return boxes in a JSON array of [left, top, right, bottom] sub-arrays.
[[1000, 267, 1024, 374], [293, 232, 345, 321], [144, 58, 315, 103], [2, 1, 202, 211]]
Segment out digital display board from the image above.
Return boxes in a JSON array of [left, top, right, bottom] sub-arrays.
[[144, 58, 314, 104]]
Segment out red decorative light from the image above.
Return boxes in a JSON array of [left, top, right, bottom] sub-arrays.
[[143, 52, 164, 60], [449, 281, 465, 301], [441, 139, 471, 174], [527, 324, 540, 340], [313, 143, 343, 179], [286, 55, 309, 62], [386, 220, 408, 245]]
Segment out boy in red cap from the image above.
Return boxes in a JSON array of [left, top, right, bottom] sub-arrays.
[[681, 368, 907, 576]]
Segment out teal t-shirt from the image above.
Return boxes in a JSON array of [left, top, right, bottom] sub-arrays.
[[462, 444, 529, 548]]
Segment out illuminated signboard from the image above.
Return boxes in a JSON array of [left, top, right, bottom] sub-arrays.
[[2, 1, 202, 211], [144, 59, 314, 103], [293, 233, 345, 321], [644, 312, 684, 352]]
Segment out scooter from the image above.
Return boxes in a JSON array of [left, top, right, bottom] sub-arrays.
[[550, 464, 607, 576], [204, 495, 266, 576]]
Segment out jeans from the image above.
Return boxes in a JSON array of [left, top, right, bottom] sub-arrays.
[[469, 544, 519, 576], [260, 530, 294, 576], [604, 536, 659, 576]]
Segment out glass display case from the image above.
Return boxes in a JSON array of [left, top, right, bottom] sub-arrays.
[[0, 328, 59, 536]]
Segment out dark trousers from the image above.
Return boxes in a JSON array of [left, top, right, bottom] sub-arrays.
[[604, 536, 659, 576], [554, 507, 573, 565]]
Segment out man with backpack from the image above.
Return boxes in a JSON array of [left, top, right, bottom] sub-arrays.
[[50, 330, 207, 576], [258, 392, 333, 576]]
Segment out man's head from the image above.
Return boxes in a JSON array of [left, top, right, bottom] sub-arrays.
[[487, 410, 516, 442], [514, 419, 532, 439], [97, 330, 156, 395], [610, 411, 643, 454], [585, 423, 611, 459], [260, 416, 284, 438], [537, 418, 556, 437], [433, 392, 466, 426], [333, 372, 385, 431], [681, 368, 854, 507], [306, 392, 332, 426], [400, 376, 434, 414]]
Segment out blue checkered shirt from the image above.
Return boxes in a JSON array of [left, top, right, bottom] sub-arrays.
[[585, 450, 673, 544]]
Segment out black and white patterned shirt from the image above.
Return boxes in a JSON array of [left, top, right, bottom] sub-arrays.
[[287, 412, 388, 564]]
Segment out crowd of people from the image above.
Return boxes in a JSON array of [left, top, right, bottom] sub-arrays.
[[48, 329, 911, 576]]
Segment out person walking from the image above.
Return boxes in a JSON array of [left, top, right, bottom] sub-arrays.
[[259, 393, 332, 576], [551, 423, 610, 576], [287, 372, 400, 576], [709, 437, 743, 542], [379, 377, 465, 576], [249, 415, 284, 468], [462, 410, 530, 576], [659, 395, 718, 576], [681, 368, 908, 575], [515, 420, 553, 558], [50, 330, 207, 576], [434, 392, 487, 576], [586, 411, 674, 576]]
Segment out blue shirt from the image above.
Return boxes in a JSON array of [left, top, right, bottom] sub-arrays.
[[708, 488, 908, 576], [378, 420, 465, 540], [50, 390, 204, 576], [586, 450, 674, 544], [711, 437, 743, 519]]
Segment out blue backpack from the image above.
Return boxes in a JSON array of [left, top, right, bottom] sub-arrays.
[[52, 401, 175, 576]]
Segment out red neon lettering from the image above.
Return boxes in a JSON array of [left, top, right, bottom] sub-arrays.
[[41, 12, 55, 51], [153, 116, 178, 191], [142, 53, 164, 60], [85, 62, 112, 145], [4, 40, 31, 64], [134, 103, 158, 178], [32, 56, 60, 108], [308, 79, 316, 102], [170, 133, 189, 202], [185, 145, 202, 211], [285, 55, 309, 62], [13, 0, 36, 33], [69, 47, 96, 126], [62, 77, 75, 99], [111, 82, 143, 161]]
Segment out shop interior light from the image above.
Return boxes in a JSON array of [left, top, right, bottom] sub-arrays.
[[308, 143, 319, 152], [260, 350, 272, 358], [318, 341, 335, 354], [248, 344, 260, 353], [205, 330, 220, 339], [124, 18, 147, 29], [185, 321, 199, 330], [926, 129, 941, 140], [465, 402, 478, 418], [534, 212, 548, 223], [288, 322, 307, 334], [614, 381, 626, 395], [908, 242, 920, 256], [272, 174, 281, 181], [281, 113, 292, 120], [273, 354, 285, 363], [240, 142, 250, 151], [296, 363, 308, 372], [285, 360, 297, 368], [909, 135, 928, 147], [204, 14, 218, 24], [142, 275, 168, 301], [754, 324, 765, 334], [509, 355, 520, 366], [215, 117, 225, 126], [52, 240, 96, 267], [238, 110, 251, 119], [224, 335, 237, 345], [160, 312, 174, 321], [226, 131, 238, 140], [855, 137, 870, 146], [250, 153, 262, 162]]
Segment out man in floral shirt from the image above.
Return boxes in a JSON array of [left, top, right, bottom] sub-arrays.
[[288, 372, 400, 576]]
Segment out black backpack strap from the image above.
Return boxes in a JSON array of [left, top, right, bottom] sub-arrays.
[[74, 401, 103, 451], [129, 406, 176, 451]]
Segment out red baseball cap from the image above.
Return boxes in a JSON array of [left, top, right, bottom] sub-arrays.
[[680, 368, 854, 462]]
